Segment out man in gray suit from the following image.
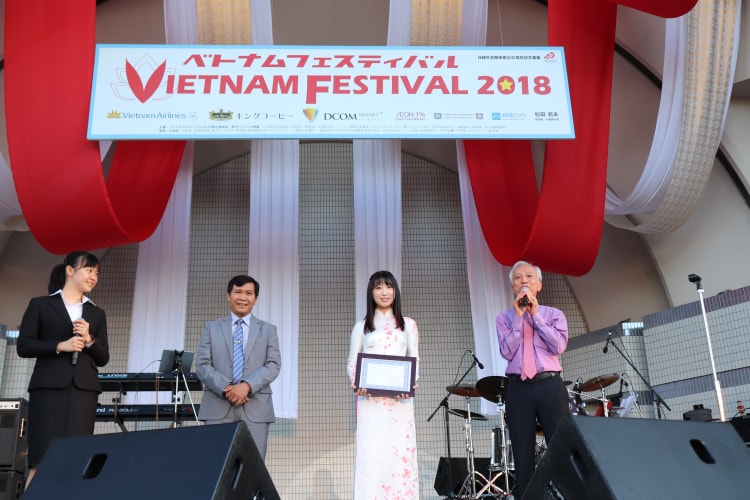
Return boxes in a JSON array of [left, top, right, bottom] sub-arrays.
[[196, 275, 281, 459]]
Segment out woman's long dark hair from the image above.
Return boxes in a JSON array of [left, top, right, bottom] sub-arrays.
[[48, 251, 100, 294], [363, 270, 405, 333]]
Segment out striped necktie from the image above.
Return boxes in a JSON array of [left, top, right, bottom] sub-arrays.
[[232, 319, 244, 385]]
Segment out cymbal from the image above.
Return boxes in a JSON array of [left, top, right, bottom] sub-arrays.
[[580, 373, 619, 392], [446, 385, 481, 398], [563, 380, 573, 386], [448, 408, 488, 421], [475, 376, 508, 403]]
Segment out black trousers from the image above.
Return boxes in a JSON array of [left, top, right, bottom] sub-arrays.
[[504, 373, 568, 499]]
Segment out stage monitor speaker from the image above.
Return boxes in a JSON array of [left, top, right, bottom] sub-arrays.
[[433, 456, 491, 496], [730, 415, 750, 444], [523, 415, 749, 499], [23, 422, 279, 500], [0, 399, 28, 473], [0, 470, 24, 500]]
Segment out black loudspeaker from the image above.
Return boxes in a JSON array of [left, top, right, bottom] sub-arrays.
[[434, 456, 491, 496], [730, 415, 750, 444], [523, 415, 749, 499], [23, 422, 279, 500], [0, 399, 28, 472], [0, 471, 24, 500]]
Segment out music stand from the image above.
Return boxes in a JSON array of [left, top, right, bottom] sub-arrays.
[[159, 349, 199, 428]]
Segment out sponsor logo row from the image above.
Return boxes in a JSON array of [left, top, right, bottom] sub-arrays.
[[105, 108, 561, 123]]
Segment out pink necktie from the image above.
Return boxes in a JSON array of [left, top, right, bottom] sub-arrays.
[[521, 314, 537, 380]]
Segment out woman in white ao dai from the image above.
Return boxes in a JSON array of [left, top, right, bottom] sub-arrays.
[[347, 271, 420, 500]]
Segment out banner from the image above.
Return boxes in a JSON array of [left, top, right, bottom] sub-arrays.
[[88, 45, 573, 140]]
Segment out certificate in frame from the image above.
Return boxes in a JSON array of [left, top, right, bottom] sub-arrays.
[[355, 353, 417, 397]]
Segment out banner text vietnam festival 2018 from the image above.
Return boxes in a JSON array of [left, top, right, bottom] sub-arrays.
[[88, 45, 575, 140]]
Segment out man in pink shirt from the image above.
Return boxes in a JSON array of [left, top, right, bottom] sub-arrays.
[[496, 260, 569, 499]]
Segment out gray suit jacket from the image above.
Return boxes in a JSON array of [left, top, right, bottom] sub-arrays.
[[196, 314, 281, 423]]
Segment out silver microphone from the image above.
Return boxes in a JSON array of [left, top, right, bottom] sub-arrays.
[[519, 286, 530, 307]]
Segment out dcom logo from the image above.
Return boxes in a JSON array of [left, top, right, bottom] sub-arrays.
[[303, 108, 319, 122], [324, 113, 357, 120]]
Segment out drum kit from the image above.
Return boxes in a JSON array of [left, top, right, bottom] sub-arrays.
[[569, 373, 637, 418], [441, 372, 635, 499], [444, 376, 512, 499]]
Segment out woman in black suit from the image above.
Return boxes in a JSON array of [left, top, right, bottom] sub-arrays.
[[17, 250, 109, 487]]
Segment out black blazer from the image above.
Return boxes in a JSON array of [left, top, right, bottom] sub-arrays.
[[17, 294, 109, 392]]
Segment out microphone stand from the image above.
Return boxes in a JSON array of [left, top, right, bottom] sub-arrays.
[[170, 350, 184, 428], [607, 333, 671, 419], [168, 350, 200, 428], [427, 358, 477, 498], [621, 374, 644, 419], [689, 275, 726, 422]]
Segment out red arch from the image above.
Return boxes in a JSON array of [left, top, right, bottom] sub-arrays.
[[4, 0, 185, 254], [465, 0, 698, 276]]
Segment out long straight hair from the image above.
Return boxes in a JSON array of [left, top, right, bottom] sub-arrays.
[[363, 270, 405, 333]]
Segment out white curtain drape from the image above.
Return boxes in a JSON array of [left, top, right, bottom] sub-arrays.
[[605, 1, 741, 234], [248, 137, 300, 419], [351, 2, 410, 321], [387, 1, 510, 416], [125, 0, 197, 403], [604, 17, 685, 215], [248, 0, 300, 419], [457, 142, 512, 415], [456, 0, 512, 415], [352, 140, 402, 321], [127, 144, 194, 378]]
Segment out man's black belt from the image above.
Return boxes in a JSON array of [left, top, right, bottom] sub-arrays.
[[507, 371, 560, 383]]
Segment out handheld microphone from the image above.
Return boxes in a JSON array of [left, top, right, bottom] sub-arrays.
[[602, 331, 612, 353], [469, 350, 484, 370], [71, 334, 81, 366], [519, 286, 530, 307]]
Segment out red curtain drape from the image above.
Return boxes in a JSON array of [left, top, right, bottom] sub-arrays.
[[4, 0, 698, 260], [464, 0, 698, 276], [4, 0, 185, 254]]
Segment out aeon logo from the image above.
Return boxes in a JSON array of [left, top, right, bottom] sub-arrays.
[[110, 54, 174, 103]]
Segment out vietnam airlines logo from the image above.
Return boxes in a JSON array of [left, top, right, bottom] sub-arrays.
[[106, 110, 122, 119], [110, 54, 173, 103], [303, 108, 319, 122]]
